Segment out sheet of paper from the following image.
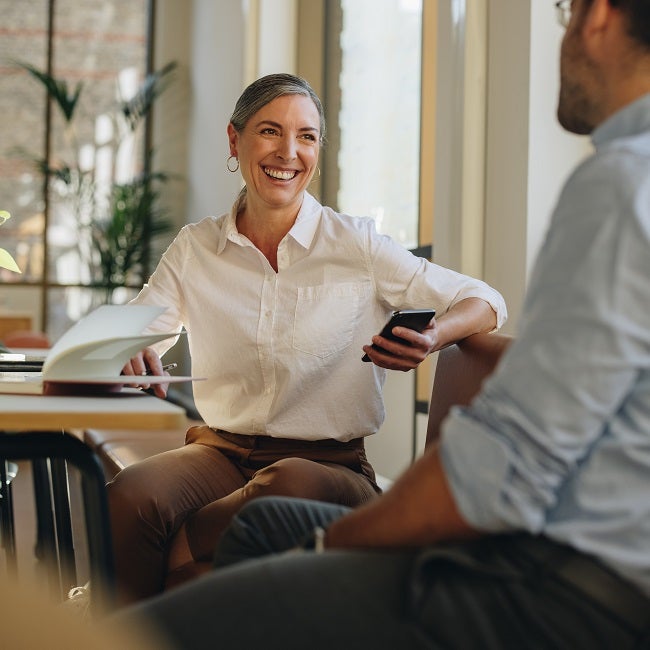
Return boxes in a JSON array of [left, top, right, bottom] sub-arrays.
[[0, 304, 200, 395]]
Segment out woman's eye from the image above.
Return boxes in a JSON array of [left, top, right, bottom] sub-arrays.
[[260, 128, 277, 135], [301, 133, 317, 142]]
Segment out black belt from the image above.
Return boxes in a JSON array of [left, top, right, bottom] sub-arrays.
[[517, 536, 650, 634]]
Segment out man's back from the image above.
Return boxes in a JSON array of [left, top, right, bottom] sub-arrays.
[[440, 93, 650, 597]]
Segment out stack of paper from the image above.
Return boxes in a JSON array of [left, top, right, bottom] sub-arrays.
[[0, 305, 193, 395]]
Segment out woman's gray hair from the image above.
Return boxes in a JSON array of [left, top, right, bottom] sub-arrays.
[[230, 73, 326, 143]]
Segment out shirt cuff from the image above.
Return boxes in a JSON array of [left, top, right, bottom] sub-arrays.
[[440, 412, 521, 532]]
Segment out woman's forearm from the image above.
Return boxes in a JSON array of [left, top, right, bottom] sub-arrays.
[[434, 297, 498, 351]]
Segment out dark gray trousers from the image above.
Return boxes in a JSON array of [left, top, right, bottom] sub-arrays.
[[115, 496, 650, 650]]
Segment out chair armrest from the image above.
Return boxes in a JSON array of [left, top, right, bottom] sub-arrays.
[[425, 332, 513, 447]]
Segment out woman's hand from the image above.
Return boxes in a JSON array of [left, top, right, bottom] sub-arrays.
[[121, 346, 169, 398], [362, 298, 498, 372], [361, 318, 437, 371]]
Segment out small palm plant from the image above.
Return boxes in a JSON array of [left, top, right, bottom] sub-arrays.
[[14, 60, 176, 301], [0, 211, 20, 352], [0, 211, 21, 274], [89, 171, 172, 302]]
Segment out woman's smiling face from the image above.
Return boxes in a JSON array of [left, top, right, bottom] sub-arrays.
[[228, 93, 321, 212]]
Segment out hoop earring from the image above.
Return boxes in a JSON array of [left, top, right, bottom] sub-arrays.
[[227, 155, 240, 173]]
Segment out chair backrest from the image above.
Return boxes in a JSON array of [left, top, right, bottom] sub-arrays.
[[2, 330, 51, 349], [425, 332, 513, 447]]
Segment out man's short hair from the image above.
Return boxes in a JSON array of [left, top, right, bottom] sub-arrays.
[[609, 0, 650, 48]]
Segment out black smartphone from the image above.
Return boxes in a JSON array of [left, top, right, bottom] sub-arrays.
[[362, 308, 436, 362]]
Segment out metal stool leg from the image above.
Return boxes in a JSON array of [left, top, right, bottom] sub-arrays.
[[0, 460, 18, 578], [31, 457, 81, 599], [0, 432, 115, 614], [50, 457, 77, 591], [32, 458, 64, 599]]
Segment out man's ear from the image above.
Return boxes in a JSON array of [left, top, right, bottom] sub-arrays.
[[581, 0, 631, 66], [580, 0, 615, 51]]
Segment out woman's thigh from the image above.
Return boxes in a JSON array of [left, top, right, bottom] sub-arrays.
[[244, 457, 378, 506], [108, 442, 247, 530]]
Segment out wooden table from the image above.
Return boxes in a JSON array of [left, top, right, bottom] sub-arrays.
[[0, 390, 186, 611], [0, 391, 186, 430]]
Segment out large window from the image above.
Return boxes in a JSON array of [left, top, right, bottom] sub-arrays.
[[322, 0, 423, 249], [0, 0, 152, 340]]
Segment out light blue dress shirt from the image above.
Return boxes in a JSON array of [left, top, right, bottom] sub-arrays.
[[441, 93, 650, 597]]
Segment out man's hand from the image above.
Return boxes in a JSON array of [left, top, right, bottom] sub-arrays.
[[325, 445, 479, 550]]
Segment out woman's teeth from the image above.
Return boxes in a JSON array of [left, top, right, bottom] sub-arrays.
[[264, 168, 296, 180]]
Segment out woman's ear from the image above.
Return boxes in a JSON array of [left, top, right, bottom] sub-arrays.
[[227, 123, 238, 156]]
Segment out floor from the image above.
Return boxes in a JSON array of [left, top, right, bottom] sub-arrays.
[[0, 460, 90, 600], [0, 462, 168, 649]]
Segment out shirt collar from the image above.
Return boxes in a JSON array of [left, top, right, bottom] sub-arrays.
[[591, 92, 650, 149], [286, 192, 322, 250], [216, 191, 322, 254]]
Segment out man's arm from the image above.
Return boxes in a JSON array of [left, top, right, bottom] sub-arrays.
[[325, 444, 481, 549]]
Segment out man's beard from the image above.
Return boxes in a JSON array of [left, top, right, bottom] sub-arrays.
[[557, 31, 601, 135], [557, 77, 597, 135]]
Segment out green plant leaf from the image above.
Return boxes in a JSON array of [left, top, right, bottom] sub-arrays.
[[120, 61, 177, 131], [16, 60, 83, 123], [86, 172, 174, 288], [0, 248, 21, 273], [33, 159, 73, 185], [0, 211, 21, 272]]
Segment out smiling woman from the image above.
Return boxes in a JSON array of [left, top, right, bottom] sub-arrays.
[[106, 72, 507, 607], [228, 93, 322, 262]]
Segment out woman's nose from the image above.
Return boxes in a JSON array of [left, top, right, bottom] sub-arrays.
[[276, 136, 297, 161]]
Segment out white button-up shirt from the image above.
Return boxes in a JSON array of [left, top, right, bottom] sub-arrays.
[[133, 192, 506, 441]]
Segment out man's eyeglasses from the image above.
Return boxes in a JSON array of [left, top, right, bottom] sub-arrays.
[[555, 0, 572, 28]]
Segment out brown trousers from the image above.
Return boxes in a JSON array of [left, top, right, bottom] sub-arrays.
[[107, 425, 381, 604]]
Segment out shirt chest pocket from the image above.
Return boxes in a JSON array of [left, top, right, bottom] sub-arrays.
[[293, 282, 367, 358]]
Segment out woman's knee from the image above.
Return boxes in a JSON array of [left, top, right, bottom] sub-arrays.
[[107, 452, 195, 533], [107, 463, 169, 533], [246, 458, 340, 501], [108, 463, 148, 510], [108, 444, 245, 535]]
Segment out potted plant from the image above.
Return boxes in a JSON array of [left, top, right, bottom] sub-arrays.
[[0, 211, 20, 274], [0, 211, 20, 351], [15, 61, 176, 303]]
